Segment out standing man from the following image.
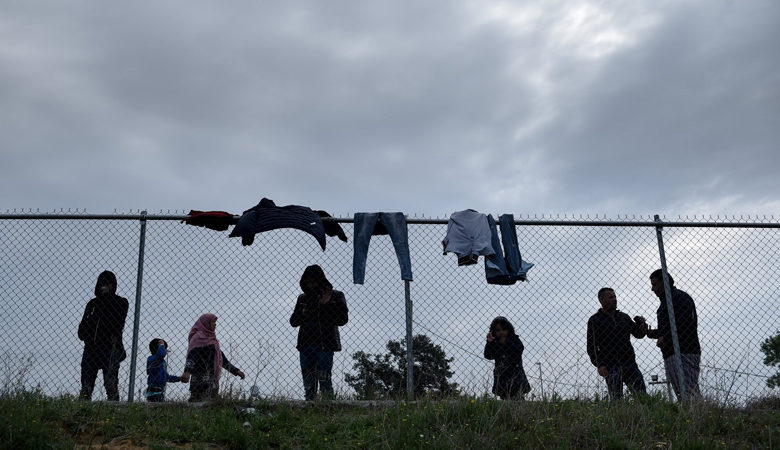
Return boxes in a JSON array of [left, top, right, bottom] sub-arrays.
[[77, 271, 129, 401], [290, 265, 349, 401], [587, 287, 647, 400], [642, 270, 701, 400]]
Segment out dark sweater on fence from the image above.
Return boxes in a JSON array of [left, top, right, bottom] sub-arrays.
[[289, 290, 348, 351]]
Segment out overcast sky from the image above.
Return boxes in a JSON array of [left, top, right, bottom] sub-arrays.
[[1, 0, 778, 217]]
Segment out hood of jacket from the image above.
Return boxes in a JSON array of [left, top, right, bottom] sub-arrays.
[[95, 271, 117, 297]]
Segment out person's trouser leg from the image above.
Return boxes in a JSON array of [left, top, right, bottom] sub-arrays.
[[622, 364, 647, 396], [605, 366, 624, 400], [315, 349, 335, 397], [189, 379, 218, 402], [681, 354, 702, 400], [103, 350, 121, 401], [299, 346, 318, 400], [146, 387, 164, 402], [79, 349, 99, 400], [189, 383, 207, 402]]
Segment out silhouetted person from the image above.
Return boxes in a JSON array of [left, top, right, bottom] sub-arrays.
[[78, 271, 128, 401], [642, 270, 701, 401], [180, 314, 245, 402], [290, 265, 348, 400], [484, 316, 531, 399], [146, 339, 184, 402], [587, 287, 647, 400]]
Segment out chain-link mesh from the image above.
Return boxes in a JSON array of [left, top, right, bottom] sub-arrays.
[[1, 214, 778, 404]]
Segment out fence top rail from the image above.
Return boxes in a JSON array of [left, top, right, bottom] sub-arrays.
[[1, 213, 779, 228]]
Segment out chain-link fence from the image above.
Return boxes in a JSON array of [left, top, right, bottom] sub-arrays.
[[1, 212, 778, 404]]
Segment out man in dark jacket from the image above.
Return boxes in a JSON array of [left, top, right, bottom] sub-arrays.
[[642, 270, 701, 400], [77, 271, 129, 400], [290, 265, 348, 400], [587, 287, 647, 400]]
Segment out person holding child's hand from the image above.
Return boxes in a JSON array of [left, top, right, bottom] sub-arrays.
[[181, 314, 246, 402]]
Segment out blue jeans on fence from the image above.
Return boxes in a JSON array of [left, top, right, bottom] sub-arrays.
[[299, 345, 334, 400], [353, 212, 413, 284], [605, 364, 646, 400], [485, 214, 534, 284]]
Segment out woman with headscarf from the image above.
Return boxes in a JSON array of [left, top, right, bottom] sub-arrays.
[[290, 265, 349, 400], [181, 313, 245, 401], [484, 316, 531, 399]]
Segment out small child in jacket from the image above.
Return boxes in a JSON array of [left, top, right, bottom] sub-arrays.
[[146, 339, 184, 402], [484, 316, 531, 399]]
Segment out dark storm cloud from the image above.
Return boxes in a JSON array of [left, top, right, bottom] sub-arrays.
[[0, 1, 778, 215], [519, 1, 780, 215]]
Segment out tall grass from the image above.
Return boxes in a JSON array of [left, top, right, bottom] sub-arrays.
[[1, 389, 778, 449]]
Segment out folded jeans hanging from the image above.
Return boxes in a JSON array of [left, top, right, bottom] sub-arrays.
[[485, 214, 534, 285]]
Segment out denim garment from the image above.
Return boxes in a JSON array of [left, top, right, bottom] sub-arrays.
[[605, 364, 646, 400], [484, 214, 512, 284], [485, 214, 534, 285], [499, 215, 533, 279], [299, 344, 335, 400], [353, 212, 413, 284]]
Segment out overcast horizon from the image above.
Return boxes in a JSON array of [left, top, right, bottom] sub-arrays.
[[1, 1, 779, 216]]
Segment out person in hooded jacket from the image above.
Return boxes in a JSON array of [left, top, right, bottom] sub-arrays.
[[290, 265, 349, 400], [77, 271, 129, 401], [484, 316, 531, 399]]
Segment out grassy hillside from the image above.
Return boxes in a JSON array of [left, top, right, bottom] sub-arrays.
[[1, 390, 778, 449]]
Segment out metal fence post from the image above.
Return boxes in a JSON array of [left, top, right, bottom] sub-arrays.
[[537, 362, 544, 399], [127, 210, 148, 402], [654, 214, 687, 402], [404, 280, 414, 400]]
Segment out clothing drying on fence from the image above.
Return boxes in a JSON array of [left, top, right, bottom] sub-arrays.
[[443, 210, 495, 266], [182, 210, 238, 231], [182, 314, 245, 402], [229, 198, 328, 249], [485, 214, 534, 285], [77, 271, 129, 401], [353, 212, 413, 284], [316, 210, 348, 243], [146, 340, 181, 402], [290, 265, 349, 400]]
